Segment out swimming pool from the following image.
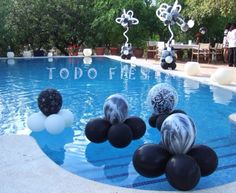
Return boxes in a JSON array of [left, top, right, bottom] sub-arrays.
[[1, 57, 236, 191]]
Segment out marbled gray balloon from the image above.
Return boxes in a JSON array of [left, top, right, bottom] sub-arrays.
[[103, 94, 128, 125], [147, 83, 178, 115], [161, 113, 196, 155]]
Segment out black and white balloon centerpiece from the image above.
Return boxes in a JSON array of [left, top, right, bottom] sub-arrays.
[[133, 85, 218, 191], [27, 88, 74, 134], [85, 94, 146, 148]]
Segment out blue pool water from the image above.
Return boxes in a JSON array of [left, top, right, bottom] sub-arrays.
[[1, 57, 236, 190]]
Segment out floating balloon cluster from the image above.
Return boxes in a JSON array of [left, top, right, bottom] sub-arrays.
[[27, 88, 74, 134], [85, 94, 146, 148], [116, 10, 139, 59], [133, 83, 218, 191], [156, 0, 194, 70]]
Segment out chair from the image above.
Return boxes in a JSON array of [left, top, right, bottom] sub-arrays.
[[156, 41, 166, 59], [145, 41, 158, 59], [211, 43, 223, 62], [191, 43, 212, 63]]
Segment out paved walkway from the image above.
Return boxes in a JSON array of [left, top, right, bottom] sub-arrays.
[[107, 56, 236, 92]]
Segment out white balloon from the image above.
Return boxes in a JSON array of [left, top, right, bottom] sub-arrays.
[[58, 109, 74, 127], [165, 56, 173, 64], [83, 57, 92, 65], [187, 19, 195, 28], [45, 114, 65, 134], [83, 48, 92, 57], [7, 52, 14, 58], [27, 112, 46, 132], [184, 62, 200, 76], [48, 52, 53, 57], [211, 68, 234, 85]]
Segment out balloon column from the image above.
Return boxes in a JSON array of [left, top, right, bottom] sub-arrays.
[[156, 0, 194, 70], [85, 94, 146, 148], [116, 10, 139, 60], [27, 88, 74, 134], [133, 84, 218, 191]]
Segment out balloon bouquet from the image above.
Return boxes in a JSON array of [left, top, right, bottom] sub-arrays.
[[85, 94, 146, 148], [115, 10, 139, 60], [27, 88, 74, 134], [156, 0, 194, 70], [133, 83, 218, 191]]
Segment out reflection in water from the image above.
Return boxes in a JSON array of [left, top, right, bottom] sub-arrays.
[[184, 79, 200, 95], [7, 59, 15, 66], [85, 139, 144, 183], [210, 86, 233, 105], [48, 58, 53, 63], [30, 128, 74, 165], [83, 57, 92, 65]]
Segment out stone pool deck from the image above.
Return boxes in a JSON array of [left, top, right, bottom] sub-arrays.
[[1, 56, 236, 193]]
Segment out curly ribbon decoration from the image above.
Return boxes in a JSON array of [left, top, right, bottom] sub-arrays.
[[116, 9, 139, 45], [156, 0, 194, 46], [167, 24, 174, 46]]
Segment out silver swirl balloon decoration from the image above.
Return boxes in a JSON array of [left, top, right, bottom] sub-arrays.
[[116, 9, 139, 59], [116, 9, 139, 44], [156, 0, 194, 69]]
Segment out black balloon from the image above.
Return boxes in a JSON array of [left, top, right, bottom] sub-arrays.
[[188, 145, 218, 176], [148, 114, 158, 128], [108, 123, 133, 148], [85, 118, 111, 143], [133, 144, 171, 178], [38, 88, 62, 116], [156, 113, 170, 130], [171, 109, 187, 115], [165, 154, 201, 191], [124, 116, 146, 139]]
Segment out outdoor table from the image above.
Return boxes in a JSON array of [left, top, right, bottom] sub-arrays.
[[172, 44, 198, 50]]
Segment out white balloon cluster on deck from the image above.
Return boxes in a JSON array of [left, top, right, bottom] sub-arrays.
[[156, 0, 194, 32], [210, 68, 234, 85], [27, 109, 74, 134], [184, 62, 200, 76]]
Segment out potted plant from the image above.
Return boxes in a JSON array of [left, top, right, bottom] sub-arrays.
[[132, 40, 146, 58]]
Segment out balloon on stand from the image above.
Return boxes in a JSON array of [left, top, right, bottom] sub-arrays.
[[161, 113, 196, 154], [133, 144, 171, 177], [58, 109, 74, 127], [103, 94, 128, 124], [27, 112, 46, 132], [124, 116, 146, 139], [165, 154, 201, 191], [45, 114, 65, 134], [85, 118, 111, 143], [188, 145, 218, 176], [38, 88, 62, 116], [108, 123, 133, 148], [147, 83, 178, 115]]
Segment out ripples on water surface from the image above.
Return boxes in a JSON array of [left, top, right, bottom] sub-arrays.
[[1, 57, 236, 190]]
